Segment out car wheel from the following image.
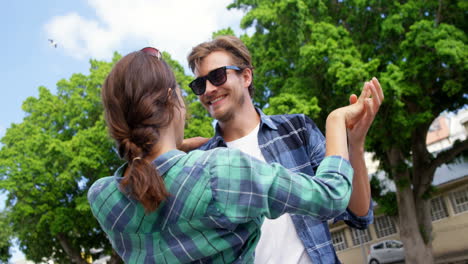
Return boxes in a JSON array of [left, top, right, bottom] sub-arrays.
[[369, 259, 379, 264]]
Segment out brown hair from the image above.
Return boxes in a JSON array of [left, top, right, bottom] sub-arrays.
[[101, 50, 179, 212], [187, 35, 255, 97]]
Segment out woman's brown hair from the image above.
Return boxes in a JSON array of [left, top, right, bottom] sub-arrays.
[[101, 49, 179, 212]]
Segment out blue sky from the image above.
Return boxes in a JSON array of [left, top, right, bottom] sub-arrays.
[[1, 0, 245, 261]]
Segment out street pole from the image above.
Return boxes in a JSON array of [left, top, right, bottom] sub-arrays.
[[359, 230, 367, 264]]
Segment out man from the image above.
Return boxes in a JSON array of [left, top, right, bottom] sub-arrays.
[[186, 36, 383, 263]]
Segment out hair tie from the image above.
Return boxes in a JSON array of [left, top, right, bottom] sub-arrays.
[[133, 157, 142, 162]]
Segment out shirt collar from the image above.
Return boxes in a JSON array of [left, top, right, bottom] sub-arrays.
[[256, 107, 278, 130], [152, 149, 186, 175], [211, 107, 278, 147]]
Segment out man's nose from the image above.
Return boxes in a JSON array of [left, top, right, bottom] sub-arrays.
[[204, 79, 218, 95]]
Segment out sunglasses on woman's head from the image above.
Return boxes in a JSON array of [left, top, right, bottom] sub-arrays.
[[140, 47, 162, 60], [189, 66, 241, 95]]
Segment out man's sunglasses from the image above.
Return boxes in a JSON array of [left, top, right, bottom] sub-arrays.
[[189, 66, 241, 95]]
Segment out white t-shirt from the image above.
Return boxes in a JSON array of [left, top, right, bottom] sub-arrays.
[[225, 124, 312, 264]]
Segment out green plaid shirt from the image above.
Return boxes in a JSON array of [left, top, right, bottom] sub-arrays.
[[88, 148, 353, 263]]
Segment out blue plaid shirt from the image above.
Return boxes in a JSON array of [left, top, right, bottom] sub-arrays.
[[198, 109, 373, 264]]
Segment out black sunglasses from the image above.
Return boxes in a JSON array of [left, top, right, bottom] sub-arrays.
[[189, 66, 241, 95]]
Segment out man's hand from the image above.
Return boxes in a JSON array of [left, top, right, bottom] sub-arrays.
[[346, 77, 383, 216], [178, 137, 210, 152], [347, 77, 384, 147]]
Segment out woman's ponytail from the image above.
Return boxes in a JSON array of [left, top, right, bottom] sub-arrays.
[[101, 50, 178, 212]]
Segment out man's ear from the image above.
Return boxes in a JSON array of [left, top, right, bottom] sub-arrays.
[[242, 67, 253, 89]]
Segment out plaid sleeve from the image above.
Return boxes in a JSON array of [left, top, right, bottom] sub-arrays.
[[334, 199, 374, 229], [302, 115, 326, 172], [209, 148, 353, 223], [87, 176, 119, 231]]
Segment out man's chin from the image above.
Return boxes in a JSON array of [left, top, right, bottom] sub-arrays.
[[210, 109, 223, 119], [213, 112, 235, 123]]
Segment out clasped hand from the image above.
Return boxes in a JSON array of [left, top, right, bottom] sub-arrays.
[[335, 77, 384, 146]]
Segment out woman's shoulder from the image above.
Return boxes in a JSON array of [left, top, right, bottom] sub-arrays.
[[186, 148, 248, 167], [87, 176, 120, 204]]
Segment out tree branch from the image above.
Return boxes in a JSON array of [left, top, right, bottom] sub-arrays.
[[436, 0, 443, 26], [430, 138, 468, 170], [56, 233, 87, 264], [109, 249, 124, 264]]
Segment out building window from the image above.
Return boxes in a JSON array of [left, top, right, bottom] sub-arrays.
[[351, 228, 372, 246], [450, 187, 468, 214], [331, 229, 348, 251], [374, 215, 397, 238], [431, 196, 448, 221]]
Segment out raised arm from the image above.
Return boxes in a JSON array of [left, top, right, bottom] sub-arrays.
[[326, 78, 383, 158], [346, 78, 384, 216], [210, 85, 378, 222], [209, 148, 354, 223]]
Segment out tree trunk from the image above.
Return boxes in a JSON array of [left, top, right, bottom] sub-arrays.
[[56, 233, 87, 264], [108, 249, 124, 264], [414, 193, 434, 245], [388, 147, 434, 264], [411, 125, 436, 248]]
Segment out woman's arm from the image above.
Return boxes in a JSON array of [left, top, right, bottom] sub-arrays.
[[209, 150, 353, 223], [210, 80, 381, 222]]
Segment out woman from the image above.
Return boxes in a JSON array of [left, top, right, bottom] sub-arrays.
[[88, 47, 379, 263]]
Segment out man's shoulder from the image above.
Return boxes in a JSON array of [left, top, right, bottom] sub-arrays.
[[265, 113, 307, 121], [264, 113, 318, 132]]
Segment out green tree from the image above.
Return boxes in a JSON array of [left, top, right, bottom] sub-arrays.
[[263, 93, 321, 119], [0, 56, 122, 264], [228, 0, 467, 263], [0, 51, 206, 263], [0, 210, 13, 263]]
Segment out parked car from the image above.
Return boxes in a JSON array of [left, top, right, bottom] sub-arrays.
[[367, 240, 405, 264]]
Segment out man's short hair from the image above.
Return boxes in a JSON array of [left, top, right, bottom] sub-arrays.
[[187, 35, 254, 97]]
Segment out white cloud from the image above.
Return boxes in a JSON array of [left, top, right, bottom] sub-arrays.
[[44, 0, 246, 71]]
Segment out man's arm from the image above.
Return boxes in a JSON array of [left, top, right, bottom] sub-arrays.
[[347, 147, 371, 216], [346, 77, 384, 216], [178, 137, 210, 152]]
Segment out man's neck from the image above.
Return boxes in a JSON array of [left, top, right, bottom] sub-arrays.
[[218, 103, 260, 142]]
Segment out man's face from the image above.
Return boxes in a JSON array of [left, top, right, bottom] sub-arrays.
[[194, 51, 250, 123]]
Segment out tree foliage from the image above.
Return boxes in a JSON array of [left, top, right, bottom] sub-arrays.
[[0, 210, 13, 263], [370, 176, 398, 216], [227, 0, 467, 263], [263, 93, 321, 119], [0, 51, 210, 262], [0, 56, 120, 263]]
